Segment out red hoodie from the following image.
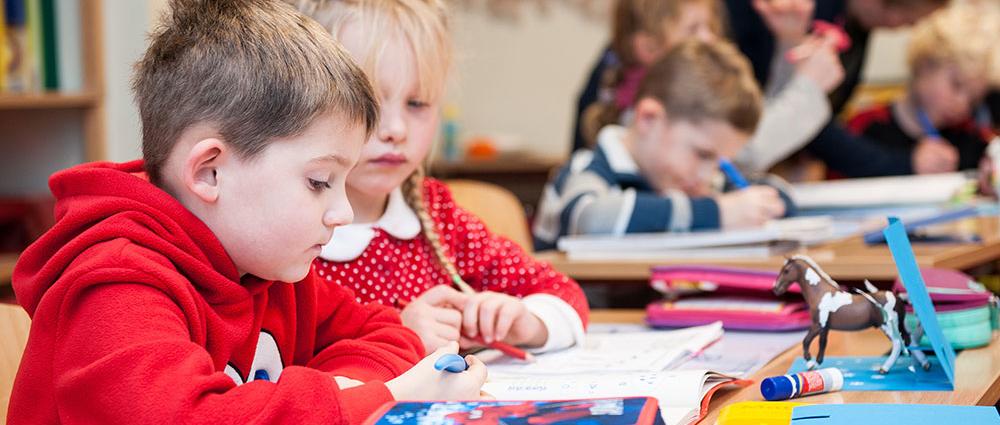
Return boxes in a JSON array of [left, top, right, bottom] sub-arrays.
[[8, 160, 424, 424]]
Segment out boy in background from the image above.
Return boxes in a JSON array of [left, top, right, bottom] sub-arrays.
[[535, 40, 793, 250], [848, 3, 1000, 175]]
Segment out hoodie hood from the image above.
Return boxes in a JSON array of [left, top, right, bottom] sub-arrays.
[[12, 160, 264, 316]]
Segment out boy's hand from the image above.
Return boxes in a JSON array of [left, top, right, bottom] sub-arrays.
[[913, 138, 959, 174], [460, 291, 547, 349], [753, 0, 815, 45], [400, 285, 468, 353], [718, 185, 786, 229], [386, 342, 488, 401]]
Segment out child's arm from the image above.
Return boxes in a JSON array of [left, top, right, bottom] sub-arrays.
[[428, 180, 589, 352], [51, 282, 398, 424], [304, 270, 425, 382]]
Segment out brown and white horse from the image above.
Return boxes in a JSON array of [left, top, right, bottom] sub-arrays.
[[774, 255, 929, 373]]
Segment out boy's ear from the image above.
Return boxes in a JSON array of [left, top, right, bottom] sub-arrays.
[[631, 32, 663, 66], [183, 138, 226, 204], [633, 97, 668, 136]]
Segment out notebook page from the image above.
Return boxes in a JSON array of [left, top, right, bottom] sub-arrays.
[[485, 322, 723, 376]]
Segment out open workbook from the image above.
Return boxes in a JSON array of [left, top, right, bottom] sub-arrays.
[[481, 322, 749, 425]]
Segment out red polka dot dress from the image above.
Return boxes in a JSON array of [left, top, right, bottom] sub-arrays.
[[313, 179, 589, 351]]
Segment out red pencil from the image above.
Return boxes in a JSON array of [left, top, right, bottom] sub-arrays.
[[396, 298, 535, 362]]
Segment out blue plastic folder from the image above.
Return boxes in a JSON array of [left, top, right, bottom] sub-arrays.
[[790, 404, 1000, 424], [788, 217, 958, 391]]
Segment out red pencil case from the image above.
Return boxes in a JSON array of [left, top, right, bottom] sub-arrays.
[[646, 266, 811, 331]]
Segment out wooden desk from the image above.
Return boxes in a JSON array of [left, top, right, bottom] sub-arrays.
[[0, 303, 30, 422], [538, 216, 1000, 282], [589, 310, 1000, 423]]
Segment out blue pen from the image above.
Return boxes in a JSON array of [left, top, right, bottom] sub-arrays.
[[433, 353, 468, 373], [917, 108, 942, 139], [719, 159, 749, 189]]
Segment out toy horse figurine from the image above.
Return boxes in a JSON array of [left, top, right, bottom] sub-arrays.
[[774, 255, 930, 373]]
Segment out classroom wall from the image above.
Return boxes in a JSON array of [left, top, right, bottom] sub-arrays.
[[10, 2, 912, 195], [103, 0, 152, 162]]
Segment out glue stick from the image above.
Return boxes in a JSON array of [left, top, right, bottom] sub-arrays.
[[760, 368, 843, 401]]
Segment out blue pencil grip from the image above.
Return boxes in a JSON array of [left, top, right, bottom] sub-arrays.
[[433, 353, 468, 373], [719, 159, 749, 189]]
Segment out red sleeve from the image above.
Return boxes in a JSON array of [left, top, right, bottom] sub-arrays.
[[51, 282, 392, 425], [426, 180, 590, 327], [305, 271, 424, 382]]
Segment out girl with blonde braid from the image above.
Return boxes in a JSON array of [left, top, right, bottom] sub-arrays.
[[296, 0, 589, 354]]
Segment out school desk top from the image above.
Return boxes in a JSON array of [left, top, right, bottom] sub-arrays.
[[589, 309, 1000, 423], [537, 216, 1000, 282]]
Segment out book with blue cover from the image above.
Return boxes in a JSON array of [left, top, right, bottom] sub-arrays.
[[363, 397, 664, 425]]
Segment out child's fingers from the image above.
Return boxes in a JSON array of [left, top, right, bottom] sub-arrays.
[[419, 285, 468, 308], [463, 355, 489, 385], [431, 305, 463, 328], [477, 297, 502, 343], [433, 320, 461, 343], [494, 301, 520, 342], [462, 296, 483, 338]]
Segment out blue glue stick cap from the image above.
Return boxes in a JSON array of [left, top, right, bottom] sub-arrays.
[[434, 353, 468, 373], [760, 375, 794, 401]]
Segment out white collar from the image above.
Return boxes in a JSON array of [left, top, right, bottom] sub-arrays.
[[319, 188, 422, 261], [596, 125, 640, 174]]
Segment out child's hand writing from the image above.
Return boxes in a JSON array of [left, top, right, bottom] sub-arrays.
[[400, 285, 468, 353], [386, 342, 488, 401], [718, 185, 786, 229], [459, 291, 547, 349], [913, 137, 959, 174]]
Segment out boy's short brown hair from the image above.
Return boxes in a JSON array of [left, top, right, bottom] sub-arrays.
[[636, 40, 762, 134], [133, 0, 379, 186]]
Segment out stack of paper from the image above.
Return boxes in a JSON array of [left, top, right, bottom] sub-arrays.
[[791, 172, 972, 210], [556, 216, 835, 260]]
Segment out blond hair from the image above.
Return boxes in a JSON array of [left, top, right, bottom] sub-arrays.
[[297, 0, 471, 292], [907, 2, 1000, 86], [134, 0, 379, 186], [637, 40, 762, 134], [294, 0, 451, 102]]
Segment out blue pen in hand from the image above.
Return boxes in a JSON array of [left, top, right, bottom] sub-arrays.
[[917, 108, 942, 139], [433, 353, 468, 373], [719, 158, 749, 189]]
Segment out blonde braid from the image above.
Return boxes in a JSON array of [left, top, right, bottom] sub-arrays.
[[402, 168, 476, 294]]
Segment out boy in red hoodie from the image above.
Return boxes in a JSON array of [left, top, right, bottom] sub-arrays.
[[6, 1, 487, 424]]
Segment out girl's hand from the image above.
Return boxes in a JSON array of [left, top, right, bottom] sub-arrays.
[[460, 291, 547, 349], [400, 285, 468, 353], [386, 342, 489, 401]]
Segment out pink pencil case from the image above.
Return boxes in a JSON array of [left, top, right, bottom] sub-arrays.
[[646, 266, 811, 331]]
